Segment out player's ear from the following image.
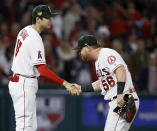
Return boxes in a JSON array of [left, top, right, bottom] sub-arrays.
[[86, 45, 92, 50], [36, 17, 41, 24], [86, 45, 90, 48], [85, 45, 92, 52]]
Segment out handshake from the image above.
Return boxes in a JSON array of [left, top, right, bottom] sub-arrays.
[[63, 81, 82, 96]]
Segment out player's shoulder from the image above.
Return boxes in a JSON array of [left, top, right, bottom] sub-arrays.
[[18, 25, 32, 37], [99, 48, 121, 60], [23, 25, 42, 41], [24, 25, 36, 36], [100, 48, 119, 55], [102, 48, 116, 52], [18, 25, 30, 33]]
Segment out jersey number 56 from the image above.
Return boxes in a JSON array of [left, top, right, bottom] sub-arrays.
[[102, 76, 115, 90]]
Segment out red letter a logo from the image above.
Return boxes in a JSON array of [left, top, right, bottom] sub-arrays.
[[38, 50, 42, 59]]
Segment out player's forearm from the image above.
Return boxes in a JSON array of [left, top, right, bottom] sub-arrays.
[[92, 80, 101, 91], [36, 64, 64, 85], [62, 80, 70, 87], [81, 80, 101, 92], [114, 65, 126, 94], [115, 65, 126, 82]]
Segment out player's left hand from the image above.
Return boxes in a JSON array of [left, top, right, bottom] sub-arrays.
[[117, 94, 125, 107]]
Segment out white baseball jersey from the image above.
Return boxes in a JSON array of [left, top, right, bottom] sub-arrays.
[[11, 25, 46, 77], [95, 48, 134, 100]]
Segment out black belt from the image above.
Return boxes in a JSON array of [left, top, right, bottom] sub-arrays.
[[109, 88, 137, 102]]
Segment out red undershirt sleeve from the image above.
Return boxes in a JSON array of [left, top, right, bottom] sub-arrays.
[[36, 64, 64, 85]]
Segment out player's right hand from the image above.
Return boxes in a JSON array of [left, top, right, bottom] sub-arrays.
[[71, 83, 82, 96], [117, 94, 125, 107], [67, 83, 81, 96], [63, 81, 81, 96]]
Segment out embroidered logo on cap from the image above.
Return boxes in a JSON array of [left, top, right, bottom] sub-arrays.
[[37, 12, 42, 16]]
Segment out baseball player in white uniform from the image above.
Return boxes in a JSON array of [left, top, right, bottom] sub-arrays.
[[73, 35, 139, 131], [8, 5, 80, 131]]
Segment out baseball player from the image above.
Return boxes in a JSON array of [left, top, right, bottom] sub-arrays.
[[8, 5, 79, 131], [73, 35, 139, 131]]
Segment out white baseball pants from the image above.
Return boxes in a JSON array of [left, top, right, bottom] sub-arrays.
[[104, 92, 139, 131], [8, 75, 38, 131]]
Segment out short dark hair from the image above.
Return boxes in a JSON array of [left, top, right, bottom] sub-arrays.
[[32, 17, 36, 24], [32, 16, 43, 24]]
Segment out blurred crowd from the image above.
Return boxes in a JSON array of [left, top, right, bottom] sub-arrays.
[[0, 0, 157, 94]]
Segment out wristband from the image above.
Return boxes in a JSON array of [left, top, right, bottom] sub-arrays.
[[117, 82, 125, 94], [81, 84, 94, 92]]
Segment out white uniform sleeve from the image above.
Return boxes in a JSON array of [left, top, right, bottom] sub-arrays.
[[105, 50, 123, 72], [29, 38, 46, 65]]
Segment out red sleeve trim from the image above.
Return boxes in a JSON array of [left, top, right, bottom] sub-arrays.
[[36, 64, 64, 85], [112, 64, 124, 72]]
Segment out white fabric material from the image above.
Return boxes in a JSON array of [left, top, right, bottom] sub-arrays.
[[94, 48, 139, 131], [104, 92, 139, 131], [95, 48, 134, 100], [9, 76, 38, 131], [11, 25, 46, 77]]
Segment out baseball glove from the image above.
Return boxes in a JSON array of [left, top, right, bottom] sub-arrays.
[[113, 94, 137, 123]]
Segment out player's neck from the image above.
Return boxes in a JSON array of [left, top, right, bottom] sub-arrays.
[[92, 48, 102, 60], [32, 24, 43, 34]]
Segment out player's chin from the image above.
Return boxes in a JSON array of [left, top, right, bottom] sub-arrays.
[[81, 56, 89, 62], [45, 24, 51, 29]]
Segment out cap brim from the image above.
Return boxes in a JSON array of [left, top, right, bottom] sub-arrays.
[[72, 45, 85, 50], [51, 13, 58, 17], [45, 13, 58, 18]]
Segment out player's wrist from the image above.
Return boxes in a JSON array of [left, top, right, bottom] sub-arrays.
[[63, 80, 69, 87], [117, 82, 125, 95]]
